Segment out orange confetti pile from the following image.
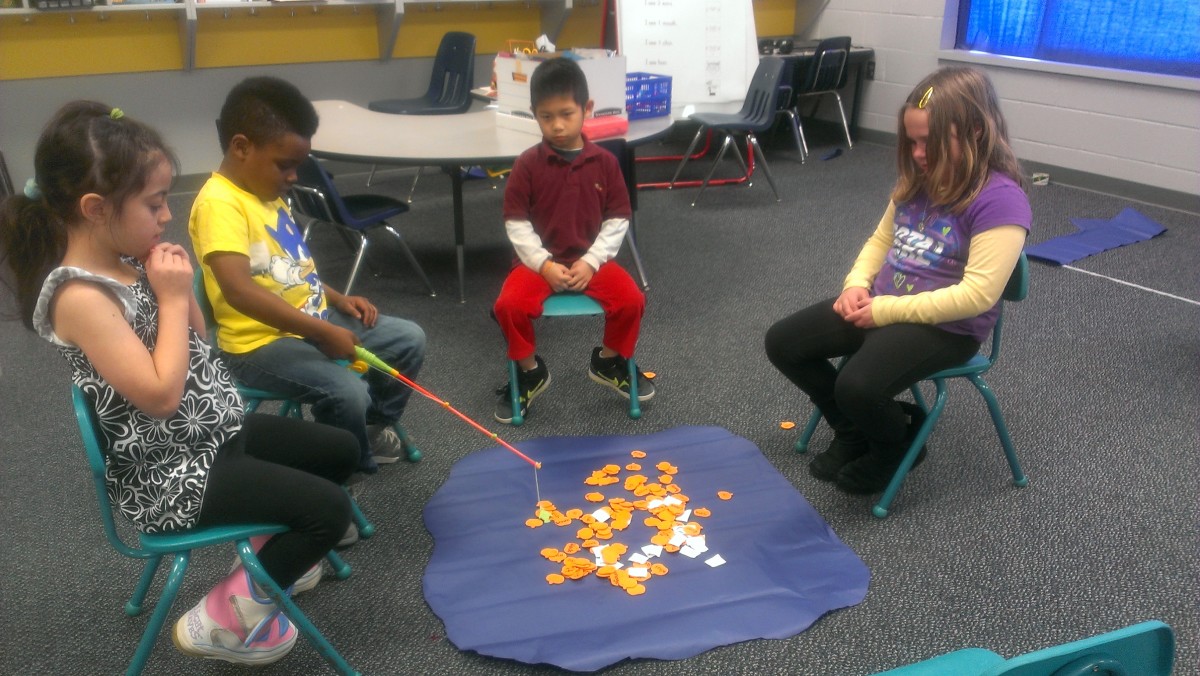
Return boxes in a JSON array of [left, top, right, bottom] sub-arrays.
[[529, 448, 729, 592]]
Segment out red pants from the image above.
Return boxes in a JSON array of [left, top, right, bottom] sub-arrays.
[[494, 261, 644, 361]]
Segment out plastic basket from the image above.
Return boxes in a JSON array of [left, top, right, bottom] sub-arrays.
[[625, 72, 672, 120]]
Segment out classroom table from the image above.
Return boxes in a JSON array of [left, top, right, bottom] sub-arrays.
[[309, 100, 673, 303]]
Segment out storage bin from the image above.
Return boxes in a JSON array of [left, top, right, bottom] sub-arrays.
[[625, 72, 672, 120]]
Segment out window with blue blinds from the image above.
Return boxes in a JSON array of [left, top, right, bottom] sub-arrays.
[[957, 0, 1200, 78]]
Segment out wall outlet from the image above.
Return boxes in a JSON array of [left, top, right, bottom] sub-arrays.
[[865, 61, 876, 79]]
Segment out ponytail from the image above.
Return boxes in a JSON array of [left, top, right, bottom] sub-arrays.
[[0, 192, 68, 331]]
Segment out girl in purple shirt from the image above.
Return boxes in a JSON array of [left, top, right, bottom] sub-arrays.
[[765, 67, 1031, 495]]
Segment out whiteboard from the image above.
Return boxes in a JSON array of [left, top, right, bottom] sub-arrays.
[[615, 0, 759, 105]]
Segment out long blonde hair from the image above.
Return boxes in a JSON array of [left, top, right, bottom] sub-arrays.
[[892, 66, 1025, 213]]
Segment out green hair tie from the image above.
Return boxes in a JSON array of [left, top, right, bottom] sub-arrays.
[[110, 107, 124, 120]]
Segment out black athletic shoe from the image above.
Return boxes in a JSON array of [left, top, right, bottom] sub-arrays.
[[587, 347, 656, 402], [835, 401, 930, 494], [494, 356, 551, 424]]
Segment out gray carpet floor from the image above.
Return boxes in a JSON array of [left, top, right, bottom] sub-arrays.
[[1, 125, 1196, 675]]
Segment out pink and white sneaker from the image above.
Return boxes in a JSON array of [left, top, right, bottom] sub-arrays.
[[172, 568, 297, 665]]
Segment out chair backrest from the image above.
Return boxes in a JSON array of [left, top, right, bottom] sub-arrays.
[[737, 56, 789, 131], [71, 384, 150, 560], [294, 156, 352, 226], [594, 137, 637, 211], [0, 150, 14, 199], [425, 31, 476, 111], [799, 36, 851, 94], [987, 252, 1030, 364], [988, 620, 1174, 676]]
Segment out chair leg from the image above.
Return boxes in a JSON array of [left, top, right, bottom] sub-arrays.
[[127, 551, 191, 676], [407, 167, 423, 204], [125, 556, 164, 616], [832, 92, 854, 150], [244, 398, 262, 414], [237, 542, 360, 676], [693, 134, 735, 207], [969, 374, 1029, 487], [746, 133, 781, 202], [873, 380, 948, 518], [909, 383, 929, 412], [627, 356, 641, 419], [344, 487, 376, 539], [792, 107, 811, 159], [390, 422, 422, 462], [345, 235, 369, 295], [324, 549, 352, 579], [795, 407, 823, 453], [781, 109, 807, 163], [382, 225, 436, 297], [365, 164, 377, 187], [670, 126, 707, 187], [624, 227, 650, 291], [507, 360, 524, 426]]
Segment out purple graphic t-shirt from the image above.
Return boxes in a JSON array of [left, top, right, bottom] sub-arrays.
[[872, 173, 1031, 342]]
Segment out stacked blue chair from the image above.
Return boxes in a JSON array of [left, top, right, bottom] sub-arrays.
[[669, 57, 787, 206], [71, 385, 362, 676], [797, 253, 1032, 518]]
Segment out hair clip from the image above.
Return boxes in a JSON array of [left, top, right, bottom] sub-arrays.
[[917, 86, 933, 109], [109, 107, 124, 120], [23, 178, 41, 200]]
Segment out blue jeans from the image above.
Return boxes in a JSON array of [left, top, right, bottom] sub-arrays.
[[221, 311, 425, 472]]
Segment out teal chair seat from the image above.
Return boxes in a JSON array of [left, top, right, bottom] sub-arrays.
[[872, 620, 1174, 675], [506, 292, 643, 426], [797, 253, 1031, 518], [71, 385, 363, 675]]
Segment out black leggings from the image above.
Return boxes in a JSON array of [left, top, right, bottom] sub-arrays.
[[195, 414, 358, 588], [764, 297, 980, 451]]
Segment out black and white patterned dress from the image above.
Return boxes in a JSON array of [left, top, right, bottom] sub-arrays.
[[34, 261, 244, 533]]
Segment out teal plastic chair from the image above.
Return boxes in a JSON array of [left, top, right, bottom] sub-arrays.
[[193, 269, 421, 462], [506, 293, 643, 426], [871, 620, 1174, 675], [71, 385, 362, 676], [797, 253, 1031, 518]]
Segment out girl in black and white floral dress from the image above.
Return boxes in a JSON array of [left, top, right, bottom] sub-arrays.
[[1, 102, 359, 667]]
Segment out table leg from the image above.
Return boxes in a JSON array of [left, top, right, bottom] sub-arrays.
[[450, 166, 466, 303]]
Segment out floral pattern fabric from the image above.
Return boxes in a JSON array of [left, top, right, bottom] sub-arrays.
[[34, 261, 244, 533]]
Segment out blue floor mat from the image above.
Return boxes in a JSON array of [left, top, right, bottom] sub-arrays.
[[1026, 207, 1166, 265], [422, 425, 869, 672]]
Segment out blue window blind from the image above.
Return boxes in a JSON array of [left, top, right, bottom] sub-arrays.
[[957, 0, 1200, 78]]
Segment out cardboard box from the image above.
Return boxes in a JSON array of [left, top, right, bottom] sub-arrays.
[[495, 53, 627, 120]]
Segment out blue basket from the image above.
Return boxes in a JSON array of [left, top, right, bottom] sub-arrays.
[[625, 72, 672, 120]]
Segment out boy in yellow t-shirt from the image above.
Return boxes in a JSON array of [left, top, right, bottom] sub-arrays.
[[189, 76, 425, 474]]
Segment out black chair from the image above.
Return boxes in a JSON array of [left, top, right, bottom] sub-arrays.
[[291, 156, 435, 297], [669, 57, 786, 207], [594, 138, 648, 290], [366, 31, 477, 196], [789, 36, 853, 159]]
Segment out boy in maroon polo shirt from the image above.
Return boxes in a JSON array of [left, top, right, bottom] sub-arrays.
[[492, 57, 655, 424]]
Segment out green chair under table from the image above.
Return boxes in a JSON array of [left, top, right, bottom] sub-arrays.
[[796, 252, 1032, 518], [71, 385, 363, 676], [506, 292, 644, 426], [871, 619, 1174, 675]]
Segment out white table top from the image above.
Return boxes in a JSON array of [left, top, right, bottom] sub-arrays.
[[310, 100, 676, 166]]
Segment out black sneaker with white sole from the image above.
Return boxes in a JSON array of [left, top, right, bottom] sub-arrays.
[[494, 356, 551, 424], [587, 347, 656, 402]]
